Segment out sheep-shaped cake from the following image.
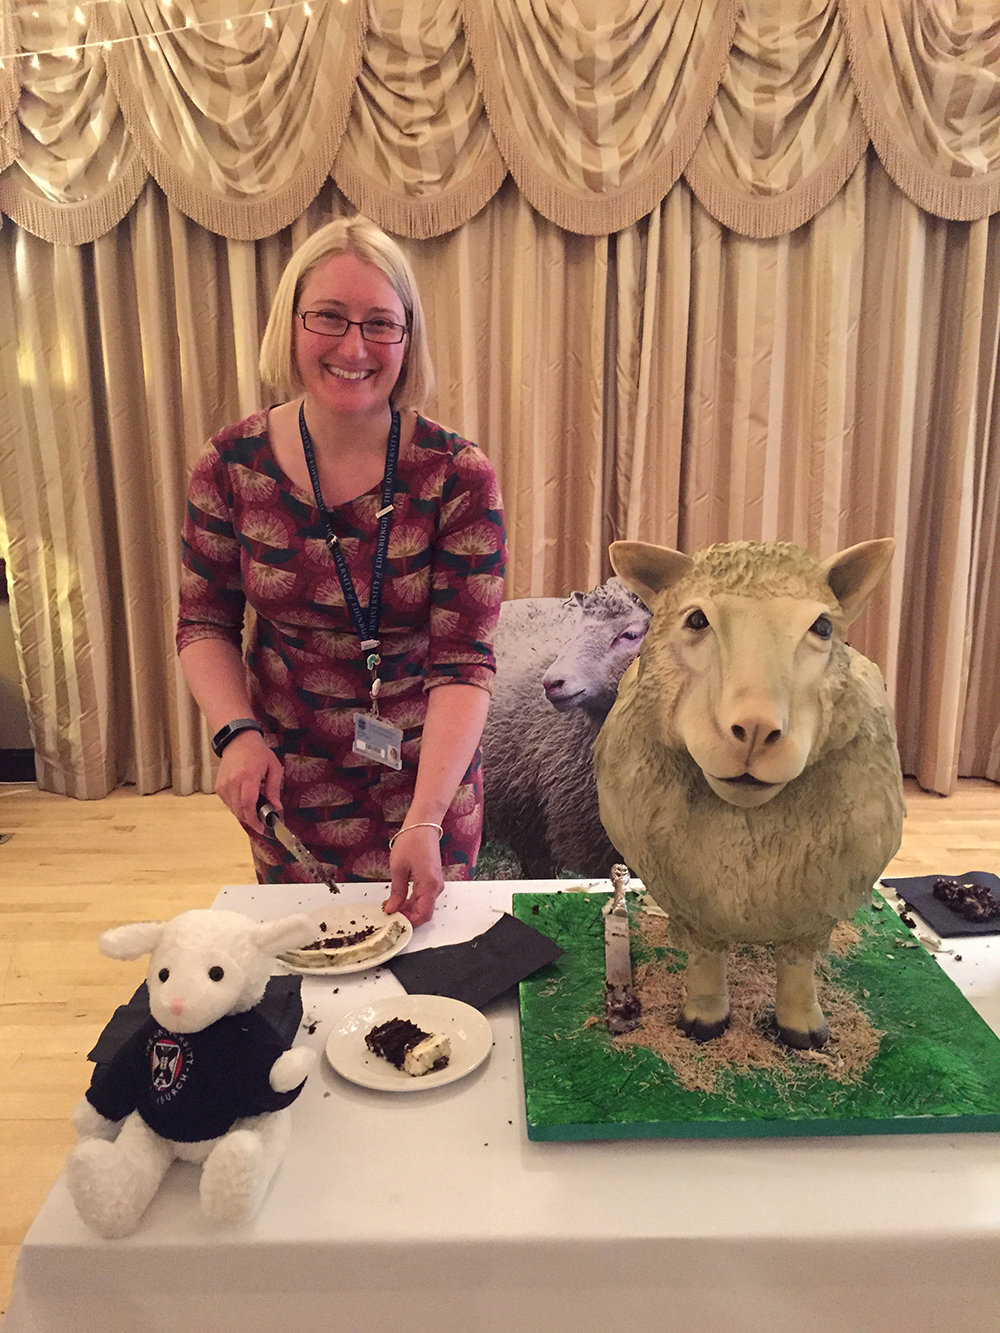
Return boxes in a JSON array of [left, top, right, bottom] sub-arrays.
[[594, 538, 905, 1051], [67, 908, 317, 1238]]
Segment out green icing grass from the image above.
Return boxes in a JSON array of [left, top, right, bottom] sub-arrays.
[[513, 891, 1000, 1140]]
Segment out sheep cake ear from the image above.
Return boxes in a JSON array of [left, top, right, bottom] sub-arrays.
[[99, 922, 165, 960], [253, 914, 318, 956], [609, 541, 693, 609], [819, 538, 895, 625]]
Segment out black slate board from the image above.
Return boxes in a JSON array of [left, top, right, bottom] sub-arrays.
[[880, 872, 1000, 937]]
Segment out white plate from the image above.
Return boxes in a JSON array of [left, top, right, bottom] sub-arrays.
[[277, 903, 413, 976], [325, 995, 493, 1092]]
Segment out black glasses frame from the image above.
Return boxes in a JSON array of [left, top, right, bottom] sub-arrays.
[[297, 311, 408, 344]]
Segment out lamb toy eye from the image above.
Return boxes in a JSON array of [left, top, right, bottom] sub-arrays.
[[810, 616, 833, 639], [158, 968, 169, 983], [684, 609, 709, 631], [208, 966, 225, 982]]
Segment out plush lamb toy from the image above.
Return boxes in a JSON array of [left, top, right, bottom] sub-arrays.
[[67, 909, 318, 1239]]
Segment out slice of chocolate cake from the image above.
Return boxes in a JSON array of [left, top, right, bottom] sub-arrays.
[[364, 1017, 451, 1076]]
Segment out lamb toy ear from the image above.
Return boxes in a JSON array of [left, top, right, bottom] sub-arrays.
[[819, 538, 895, 626], [609, 541, 693, 610], [99, 922, 166, 960], [252, 914, 319, 956]]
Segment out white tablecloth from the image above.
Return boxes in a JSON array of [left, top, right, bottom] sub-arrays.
[[5, 881, 1000, 1333]]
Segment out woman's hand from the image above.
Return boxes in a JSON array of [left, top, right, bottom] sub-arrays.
[[214, 730, 284, 833], [383, 825, 445, 926]]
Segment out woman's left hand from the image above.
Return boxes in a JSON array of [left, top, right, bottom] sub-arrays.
[[383, 825, 445, 926]]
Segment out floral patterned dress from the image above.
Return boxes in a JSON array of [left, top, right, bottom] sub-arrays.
[[177, 411, 507, 883]]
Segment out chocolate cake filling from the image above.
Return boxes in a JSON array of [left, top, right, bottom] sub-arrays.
[[302, 924, 377, 951], [365, 1018, 450, 1073]]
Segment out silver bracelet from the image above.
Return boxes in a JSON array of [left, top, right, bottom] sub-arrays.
[[388, 821, 444, 851]]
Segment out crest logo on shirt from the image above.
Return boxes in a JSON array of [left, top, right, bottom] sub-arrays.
[[148, 1031, 193, 1101], [151, 1039, 183, 1090]]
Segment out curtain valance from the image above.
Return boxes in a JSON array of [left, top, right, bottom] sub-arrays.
[[1, 0, 999, 244]]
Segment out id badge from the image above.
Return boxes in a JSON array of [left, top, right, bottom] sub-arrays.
[[353, 712, 403, 770]]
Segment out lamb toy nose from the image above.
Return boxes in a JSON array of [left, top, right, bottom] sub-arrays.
[[168, 998, 185, 1017]]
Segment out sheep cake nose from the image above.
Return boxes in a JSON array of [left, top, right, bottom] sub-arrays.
[[731, 722, 783, 747]]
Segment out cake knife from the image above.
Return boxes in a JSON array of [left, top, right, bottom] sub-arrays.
[[257, 798, 340, 893], [604, 862, 642, 1034]]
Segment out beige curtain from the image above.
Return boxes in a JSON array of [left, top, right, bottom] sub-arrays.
[[1, 0, 999, 799], [3, 0, 1000, 243], [3, 158, 998, 798]]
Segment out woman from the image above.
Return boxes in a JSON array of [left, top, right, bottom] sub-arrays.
[[177, 216, 506, 925]]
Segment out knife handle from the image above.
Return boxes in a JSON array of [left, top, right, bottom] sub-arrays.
[[257, 797, 279, 829], [610, 863, 630, 912]]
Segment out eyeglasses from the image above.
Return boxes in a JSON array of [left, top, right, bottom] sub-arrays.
[[297, 310, 407, 344]]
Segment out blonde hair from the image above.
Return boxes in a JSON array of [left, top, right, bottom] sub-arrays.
[[259, 216, 435, 412]]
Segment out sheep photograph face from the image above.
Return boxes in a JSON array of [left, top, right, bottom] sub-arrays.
[[664, 589, 841, 808], [541, 588, 649, 715]]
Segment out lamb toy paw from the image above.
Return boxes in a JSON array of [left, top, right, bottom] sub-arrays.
[[67, 909, 317, 1239]]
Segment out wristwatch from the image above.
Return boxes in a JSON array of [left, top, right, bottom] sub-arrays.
[[211, 717, 265, 757]]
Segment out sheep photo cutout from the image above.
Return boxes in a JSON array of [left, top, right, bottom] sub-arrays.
[[594, 538, 905, 1053], [482, 578, 650, 879]]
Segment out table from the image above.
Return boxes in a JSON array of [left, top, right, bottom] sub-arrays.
[[5, 881, 1000, 1333]]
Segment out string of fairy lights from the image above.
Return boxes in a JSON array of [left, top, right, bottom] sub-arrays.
[[0, 0, 349, 70]]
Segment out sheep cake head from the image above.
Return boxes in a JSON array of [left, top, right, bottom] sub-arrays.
[[608, 538, 895, 809]]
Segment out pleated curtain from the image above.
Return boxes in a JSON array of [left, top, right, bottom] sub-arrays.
[[1, 0, 999, 801]]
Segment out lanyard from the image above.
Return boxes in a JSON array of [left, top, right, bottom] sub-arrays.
[[298, 401, 400, 715]]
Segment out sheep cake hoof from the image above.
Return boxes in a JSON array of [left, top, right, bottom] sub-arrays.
[[776, 1022, 830, 1051], [676, 1012, 731, 1043]]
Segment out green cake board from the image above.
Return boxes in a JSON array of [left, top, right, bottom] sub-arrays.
[[513, 891, 1000, 1141]]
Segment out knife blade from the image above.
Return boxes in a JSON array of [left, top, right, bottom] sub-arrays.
[[604, 862, 641, 1034], [257, 799, 340, 893]]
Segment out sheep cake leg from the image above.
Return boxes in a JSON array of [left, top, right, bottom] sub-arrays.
[[774, 942, 830, 1050], [677, 947, 730, 1042]]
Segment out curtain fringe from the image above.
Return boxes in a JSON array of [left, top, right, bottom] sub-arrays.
[[843, 0, 1000, 224], [684, 115, 871, 239], [332, 149, 507, 240], [0, 151, 147, 244], [0, 118, 22, 176], [460, 0, 740, 237], [92, 2, 366, 242]]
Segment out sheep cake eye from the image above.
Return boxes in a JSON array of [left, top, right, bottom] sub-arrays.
[[158, 967, 169, 983], [810, 615, 833, 639], [683, 609, 709, 631], [208, 966, 225, 982]]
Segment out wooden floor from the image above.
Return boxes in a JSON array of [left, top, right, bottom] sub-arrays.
[[1, 777, 999, 1315]]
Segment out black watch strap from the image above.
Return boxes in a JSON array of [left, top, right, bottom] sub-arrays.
[[211, 717, 264, 757]]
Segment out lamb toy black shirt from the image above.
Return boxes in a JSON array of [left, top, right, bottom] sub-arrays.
[[86, 1009, 306, 1142]]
